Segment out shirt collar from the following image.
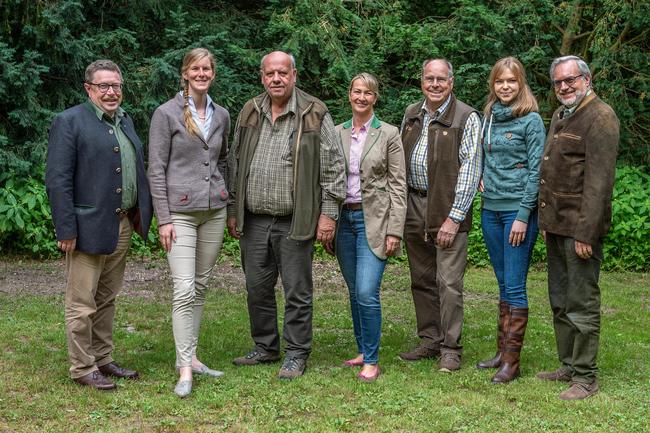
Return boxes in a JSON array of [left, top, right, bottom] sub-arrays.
[[183, 92, 215, 112], [562, 89, 592, 118], [261, 89, 297, 118], [421, 94, 452, 120], [351, 116, 374, 135], [88, 99, 125, 123]]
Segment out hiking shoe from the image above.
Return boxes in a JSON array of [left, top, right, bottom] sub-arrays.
[[536, 368, 572, 382], [233, 350, 280, 366], [398, 345, 440, 361], [438, 352, 461, 372], [277, 357, 306, 380], [559, 381, 599, 400]]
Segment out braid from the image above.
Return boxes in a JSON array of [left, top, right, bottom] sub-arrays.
[[182, 83, 200, 137]]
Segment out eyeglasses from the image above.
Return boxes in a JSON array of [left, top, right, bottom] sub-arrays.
[[423, 76, 450, 85], [87, 82, 123, 93], [553, 74, 583, 89]]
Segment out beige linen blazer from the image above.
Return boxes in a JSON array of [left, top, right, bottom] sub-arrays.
[[336, 117, 407, 259]]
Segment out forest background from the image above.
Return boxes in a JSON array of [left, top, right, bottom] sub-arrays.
[[1, 0, 648, 269]]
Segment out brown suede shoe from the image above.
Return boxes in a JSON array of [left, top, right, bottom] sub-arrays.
[[398, 345, 440, 361], [73, 370, 116, 391], [438, 352, 461, 372], [559, 381, 599, 400], [536, 368, 572, 382], [98, 362, 139, 379]]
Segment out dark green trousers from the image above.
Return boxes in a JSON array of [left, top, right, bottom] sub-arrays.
[[546, 233, 602, 384]]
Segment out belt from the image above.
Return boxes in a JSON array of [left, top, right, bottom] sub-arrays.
[[343, 203, 362, 211], [408, 187, 427, 197]]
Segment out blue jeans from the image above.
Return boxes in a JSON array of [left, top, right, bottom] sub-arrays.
[[481, 209, 538, 308], [336, 209, 387, 364]]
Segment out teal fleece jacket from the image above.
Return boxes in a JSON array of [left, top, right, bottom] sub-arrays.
[[480, 102, 546, 222]]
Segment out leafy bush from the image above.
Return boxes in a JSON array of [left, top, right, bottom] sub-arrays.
[[1, 165, 648, 271], [604, 165, 650, 271]]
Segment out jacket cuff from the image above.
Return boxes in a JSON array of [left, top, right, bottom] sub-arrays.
[[227, 205, 237, 219]]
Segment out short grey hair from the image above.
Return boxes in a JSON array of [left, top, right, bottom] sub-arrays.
[[84, 59, 122, 83], [260, 51, 296, 71], [549, 55, 591, 80], [421, 58, 454, 78]]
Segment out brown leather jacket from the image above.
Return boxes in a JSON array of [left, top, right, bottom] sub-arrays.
[[538, 92, 619, 245]]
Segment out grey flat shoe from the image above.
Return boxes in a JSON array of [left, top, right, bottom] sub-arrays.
[[192, 365, 224, 378], [174, 379, 192, 398]]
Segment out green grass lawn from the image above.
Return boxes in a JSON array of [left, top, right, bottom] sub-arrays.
[[1, 258, 649, 433]]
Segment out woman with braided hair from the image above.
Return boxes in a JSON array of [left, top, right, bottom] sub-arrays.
[[148, 48, 230, 397]]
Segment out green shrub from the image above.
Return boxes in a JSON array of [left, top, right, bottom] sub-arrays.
[[1, 165, 648, 271], [604, 165, 650, 271]]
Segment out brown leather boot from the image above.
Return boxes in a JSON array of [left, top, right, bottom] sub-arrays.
[[491, 306, 528, 384], [476, 301, 508, 369]]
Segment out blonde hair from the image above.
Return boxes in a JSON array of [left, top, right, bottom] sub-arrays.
[[348, 72, 380, 98], [180, 48, 215, 137], [484, 57, 538, 117]]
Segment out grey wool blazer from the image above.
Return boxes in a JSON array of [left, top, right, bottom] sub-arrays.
[[148, 93, 230, 225]]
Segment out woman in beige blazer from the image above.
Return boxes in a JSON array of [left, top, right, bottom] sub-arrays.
[[334, 73, 407, 381], [148, 48, 230, 397]]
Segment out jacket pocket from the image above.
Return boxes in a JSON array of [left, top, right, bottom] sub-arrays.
[[73, 204, 96, 215], [167, 184, 192, 206]]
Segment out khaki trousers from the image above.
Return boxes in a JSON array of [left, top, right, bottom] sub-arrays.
[[167, 209, 226, 368], [65, 215, 133, 379], [404, 193, 468, 355]]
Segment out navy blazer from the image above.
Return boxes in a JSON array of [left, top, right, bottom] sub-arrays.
[[46, 102, 152, 255]]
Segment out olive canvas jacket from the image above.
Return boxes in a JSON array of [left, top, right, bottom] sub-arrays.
[[538, 92, 619, 245]]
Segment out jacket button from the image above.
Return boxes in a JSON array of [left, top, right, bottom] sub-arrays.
[[553, 134, 558, 139], [115, 167, 121, 173], [540, 202, 546, 208], [204, 176, 209, 181], [109, 129, 114, 134], [540, 179, 545, 185], [116, 188, 122, 193], [543, 156, 549, 161], [203, 145, 209, 150], [204, 161, 209, 166], [115, 208, 122, 214], [114, 146, 120, 153]]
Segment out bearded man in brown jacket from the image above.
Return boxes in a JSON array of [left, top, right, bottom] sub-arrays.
[[536, 55, 619, 401]]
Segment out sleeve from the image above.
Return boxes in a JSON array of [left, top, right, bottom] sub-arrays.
[[226, 112, 243, 219], [386, 126, 408, 239], [45, 114, 78, 241], [516, 113, 546, 222], [218, 109, 230, 189], [574, 107, 619, 244], [319, 112, 347, 219], [449, 112, 482, 222], [147, 107, 173, 225]]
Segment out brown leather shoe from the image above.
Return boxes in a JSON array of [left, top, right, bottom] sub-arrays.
[[73, 370, 116, 391], [536, 368, 572, 382], [438, 352, 461, 372], [98, 362, 139, 379], [559, 381, 599, 400], [398, 345, 440, 361]]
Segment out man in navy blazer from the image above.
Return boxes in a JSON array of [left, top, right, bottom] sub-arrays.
[[46, 59, 152, 390]]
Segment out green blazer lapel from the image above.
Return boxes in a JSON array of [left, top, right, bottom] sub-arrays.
[[361, 117, 382, 163]]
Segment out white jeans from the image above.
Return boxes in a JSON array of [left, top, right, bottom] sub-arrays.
[[167, 208, 226, 367]]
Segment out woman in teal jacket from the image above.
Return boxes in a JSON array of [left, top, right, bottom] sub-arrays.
[[476, 57, 546, 383]]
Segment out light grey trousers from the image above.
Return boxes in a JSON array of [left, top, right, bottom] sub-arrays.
[[167, 208, 226, 368]]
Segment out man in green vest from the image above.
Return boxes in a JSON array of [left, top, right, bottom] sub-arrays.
[[398, 58, 482, 372], [227, 51, 346, 379]]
